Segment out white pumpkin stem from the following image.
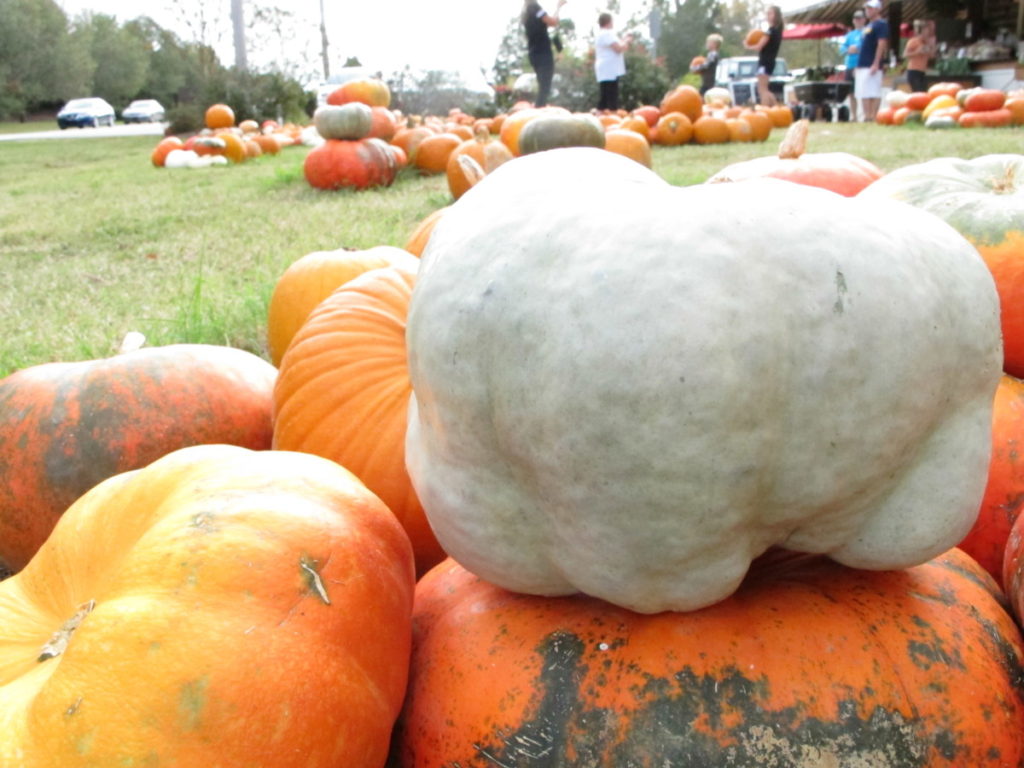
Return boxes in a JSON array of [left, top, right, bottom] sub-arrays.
[[777, 119, 809, 160], [991, 163, 1017, 194], [117, 331, 147, 354]]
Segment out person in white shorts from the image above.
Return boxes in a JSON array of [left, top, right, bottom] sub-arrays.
[[854, 0, 890, 122]]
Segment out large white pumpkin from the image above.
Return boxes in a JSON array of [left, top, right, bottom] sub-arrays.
[[405, 148, 1002, 613]]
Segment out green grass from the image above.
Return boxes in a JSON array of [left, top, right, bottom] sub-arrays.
[[0, 120, 60, 134], [2, 123, 1022, 378]]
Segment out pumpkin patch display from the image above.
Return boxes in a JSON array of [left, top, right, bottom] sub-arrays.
[[0, 344, 278, 573], [405, 147, 1002, 613], [445, 132, 514, 200], [858, 154, 1024, 378], [396, 551, 1024, 767], [274, 264, 445, 576], [708, 119, 884, 196], [0, 444, 415, 767]]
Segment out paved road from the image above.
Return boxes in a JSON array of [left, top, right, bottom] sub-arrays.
[[0, 122, 168, 142]]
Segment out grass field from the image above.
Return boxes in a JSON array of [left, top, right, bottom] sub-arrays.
[[2, 122, 1022, 378]]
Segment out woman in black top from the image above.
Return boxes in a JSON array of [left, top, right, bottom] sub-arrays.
[[745, 5, 783, 106], [522, 0, 566, 107]]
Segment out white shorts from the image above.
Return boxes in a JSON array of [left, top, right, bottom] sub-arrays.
[[854, 67, 883, 99]]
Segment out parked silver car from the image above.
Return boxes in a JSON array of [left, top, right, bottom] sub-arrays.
[[121, 99, 166, 123], [57, 97, 116, 129]]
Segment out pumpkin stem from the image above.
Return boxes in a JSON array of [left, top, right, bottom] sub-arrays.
[[38, 600, 96, 662], [117, 331, 147, 354], [777, 119, 809, 160], [457, 154, 487, 191], [991, 163, 1018, 194]]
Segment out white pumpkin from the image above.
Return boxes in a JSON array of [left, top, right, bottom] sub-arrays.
[[886, 90, 910, 109], [704, 86, 733, 105], [405, 147, 1001, 614]]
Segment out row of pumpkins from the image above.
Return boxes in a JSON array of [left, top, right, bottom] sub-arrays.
[[877, 81, 1024, 128], [3, 110, 1024, 765], [304, 76, 798, 193], [150, 102, 306, 169]]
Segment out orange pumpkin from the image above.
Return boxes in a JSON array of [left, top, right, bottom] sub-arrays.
[[0, 444, 414, 767], [404, 207, 448, 257], [631, 105, 661, 128], [692, 115, 730, 144], [0, 345, 277, 573], [876, 107, 895, 125], [217, 132, 248, 163], [273, 265, 445, 576], [397, 550, 1024, 767], [904, 92, 932, 111], [725, 117, 753, 142], [927, 81, 962, 100], [603, 129, 652, 167], [652, 111, 692, 145], [767, 104, 794, 127], [959, 108, 1012, 128], [1006, 97, 1024, 125], [708, 119, 884, 197], [617, 115, 651, 141], [659, 85, 703, 123], [446, 133, 514, 200], [413, 132, 462, 175], [303, 139, 396, 190], [204, 103, 235, 129], [150, 136, 184, 167], [959, 375, 1024, 584], [251, 133, 281, 155], [745, 28, 766, 46], [391, 126, 434, 163], [740, 109, 772, 141], [367, 106, 398, 141], [964, 88, 1007, 113], [267, 245, 418, 366], [499, 108, 542, 155], [327, 77, 392, 108]]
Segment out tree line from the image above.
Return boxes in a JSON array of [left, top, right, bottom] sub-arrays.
[[0, 0, 309, 125]]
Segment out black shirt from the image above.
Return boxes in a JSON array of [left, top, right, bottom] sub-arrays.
[[523, 2, 552, 56], [759, 25, 782, 71]]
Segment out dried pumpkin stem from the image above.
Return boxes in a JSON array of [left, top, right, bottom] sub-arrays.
[[990, 163, 1018, 194], [38, 599, 96, 661], [776, 118, 809, 160]]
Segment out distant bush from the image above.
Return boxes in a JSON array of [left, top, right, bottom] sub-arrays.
[[165, 104, 203, 135]]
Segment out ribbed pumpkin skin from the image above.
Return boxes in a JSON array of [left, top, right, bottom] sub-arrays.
[[397, 550, 1024, 768], [266, 245, 418, 366], [303, 139, 395, 190], [0, 445, 414, 768], [960, 374, 1024, 584], [273, 265, 444, 576], [0, 345, 276, 573], [858, 155, 1024, 377]]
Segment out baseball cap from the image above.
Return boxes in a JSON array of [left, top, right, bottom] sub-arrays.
[[864, 0, 882, 8]]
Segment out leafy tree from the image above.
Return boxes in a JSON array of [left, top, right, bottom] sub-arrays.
[[654, 0, 723, 81], [72, 13, 150, 108], [0, 0, 92, 118]]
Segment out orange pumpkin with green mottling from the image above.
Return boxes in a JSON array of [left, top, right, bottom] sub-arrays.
[[396, 550, 1024, 767], [0, 444, 414, 767], [859, 155, 1024, 377], [0, 345, 277, 573]]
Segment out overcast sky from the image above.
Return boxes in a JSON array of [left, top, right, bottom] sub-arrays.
[[56, 0, 665, 90]]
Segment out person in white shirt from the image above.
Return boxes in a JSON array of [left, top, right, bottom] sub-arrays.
[[594, 13, 632, 111]]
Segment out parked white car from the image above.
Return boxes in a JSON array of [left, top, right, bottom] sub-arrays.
[[57, 97, 116, 129], [121, 99, 166, 123]]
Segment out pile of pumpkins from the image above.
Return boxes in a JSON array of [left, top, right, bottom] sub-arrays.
[[7, 120, 1024, 766], [150, 103, 304, 169], [876, 81, 1024, 128]]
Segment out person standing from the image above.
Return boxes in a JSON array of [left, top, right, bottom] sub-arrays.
[[522, 0, 567, 107], [839, 11, 865, 120], [854, 0, 890, 122], [692, 34, 723, 96], [594, 12, 632, 111], [744, 6, 783, 106], [903, 19, 935, 93]]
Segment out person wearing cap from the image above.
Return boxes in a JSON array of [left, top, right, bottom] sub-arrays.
[[854, 0, 890, 122], [839, 10, 866, 120]]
